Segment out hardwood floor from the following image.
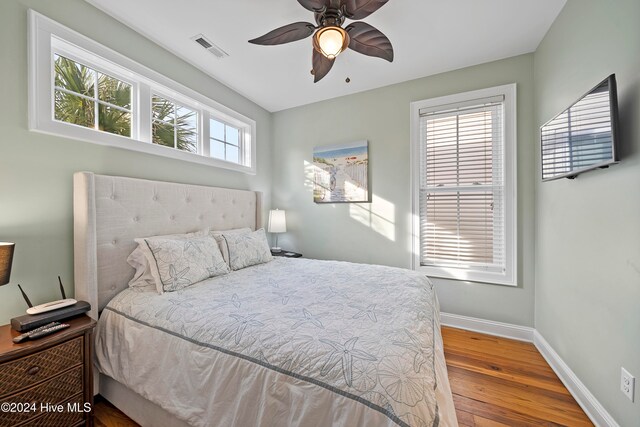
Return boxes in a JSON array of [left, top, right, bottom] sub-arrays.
[[94, 397, 139, 427], [443, 327, 592, 426], [94, 327, 593, 426]]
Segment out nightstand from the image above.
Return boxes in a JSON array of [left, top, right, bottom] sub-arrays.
[[0, 315, 96, 427], [271, 250, 303, 258]]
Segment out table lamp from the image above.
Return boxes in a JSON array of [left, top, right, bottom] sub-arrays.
[[267, 209, 286, 253], [0, 242, 15, 287]]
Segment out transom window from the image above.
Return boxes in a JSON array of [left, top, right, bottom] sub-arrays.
[[152, 95, 198, 153], [54, 55, 132, 137], [210, 119, 241, 164], [411, 84, 517, 286], [29, 10, 256, 173]]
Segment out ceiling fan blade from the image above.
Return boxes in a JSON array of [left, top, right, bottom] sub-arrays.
[[346, 22, 393, 62], [298, 0, 330, 12], [343, 0, 389, 20], [312, 49, 335, 83], [249, 22, 315, 45]]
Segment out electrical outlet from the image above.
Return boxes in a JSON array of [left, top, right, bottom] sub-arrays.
[[621, 367, 635, 402]]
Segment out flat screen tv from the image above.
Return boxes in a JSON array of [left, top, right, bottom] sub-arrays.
[[540, 74, 620, 181]]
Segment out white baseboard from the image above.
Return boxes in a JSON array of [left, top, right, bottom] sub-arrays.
[[533, 331, 620, 427], [440, 312, 534, 342], [439, 312, 619, 427]]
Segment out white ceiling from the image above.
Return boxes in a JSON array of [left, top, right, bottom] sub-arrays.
[[87, 0, 566, 112]]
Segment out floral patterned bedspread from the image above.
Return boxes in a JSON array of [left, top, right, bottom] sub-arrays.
[[101, 258, 439, 427]]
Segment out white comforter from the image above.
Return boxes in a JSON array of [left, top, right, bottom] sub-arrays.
[[95, 258, 456, 427]]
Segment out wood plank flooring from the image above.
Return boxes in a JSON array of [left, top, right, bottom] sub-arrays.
[[443, 327, 592, 426], [94, 327, 593, 426], [94, 397, 139, 427]]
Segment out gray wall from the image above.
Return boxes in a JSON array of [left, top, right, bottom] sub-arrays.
[[273, 54, 537, 326], [534, 0, 640, 425], [0, 0, 272, 323]]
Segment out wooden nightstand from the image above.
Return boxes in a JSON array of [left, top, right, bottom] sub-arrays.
[[271, 250, 303, 258], [0, 315, 96, 427]]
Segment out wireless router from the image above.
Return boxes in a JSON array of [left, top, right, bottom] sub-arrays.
[[19, 276, 77, 315], [11, 276, 90, 332]]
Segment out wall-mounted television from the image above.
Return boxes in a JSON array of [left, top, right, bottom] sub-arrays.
[[540, 74, 620, 181]]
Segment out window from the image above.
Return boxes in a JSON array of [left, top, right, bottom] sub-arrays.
[[29, 10, 256, 173], [54, 55, 132, 137], [210, 119, 241, 164], [152, 95, 198, 153], [411, 84, 517, 286]]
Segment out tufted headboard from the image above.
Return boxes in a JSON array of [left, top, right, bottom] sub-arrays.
[[73, 172, 262, 319]]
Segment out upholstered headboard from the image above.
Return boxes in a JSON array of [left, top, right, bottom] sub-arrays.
[[73, 172, 262, 319]]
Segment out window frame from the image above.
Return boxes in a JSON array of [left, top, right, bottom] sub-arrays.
[[52, 52, 137, 139], [410, 84, 518, 286], [28, 10, 256, 174], [151, 92, 201, 154], [209, 118, 244, 164]]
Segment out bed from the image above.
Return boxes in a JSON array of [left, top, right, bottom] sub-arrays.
[[73, 172, 457, 427]]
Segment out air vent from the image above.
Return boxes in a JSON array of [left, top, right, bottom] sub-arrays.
[[195, 37, 212, 49], [192, 34, 229, 59]]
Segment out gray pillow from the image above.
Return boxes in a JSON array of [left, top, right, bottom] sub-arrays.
[[223, 228, 273, 271], [143, 235, 229, 292]]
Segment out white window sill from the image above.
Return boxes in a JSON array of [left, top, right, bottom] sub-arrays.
[[31, 121, 256, 174], [416, 265, 517, 287]]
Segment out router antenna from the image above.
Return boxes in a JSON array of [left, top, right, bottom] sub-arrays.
[[58, 276, 66, 299], [17, 284, 33, 308]]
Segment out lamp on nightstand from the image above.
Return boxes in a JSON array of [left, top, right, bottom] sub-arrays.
[[267, 209, 286, 253], [0, 242, 15, 287]]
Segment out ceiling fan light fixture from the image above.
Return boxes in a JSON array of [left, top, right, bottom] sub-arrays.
[[313, 26, 349, 59], [248, 0, 392, 82]]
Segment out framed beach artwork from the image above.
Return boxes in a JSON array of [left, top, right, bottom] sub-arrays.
[[313, 140, 369, 203]]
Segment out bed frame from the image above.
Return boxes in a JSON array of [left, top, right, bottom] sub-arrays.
[[73, 172, 262, 425]]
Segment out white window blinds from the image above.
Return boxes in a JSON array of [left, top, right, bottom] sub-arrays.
[[418, 96, 505, 273]]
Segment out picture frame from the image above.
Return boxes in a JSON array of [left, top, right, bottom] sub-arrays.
[[313, 140, 369, 203]]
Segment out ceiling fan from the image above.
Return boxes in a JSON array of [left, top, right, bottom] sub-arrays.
[[249, 0, 393, 83]]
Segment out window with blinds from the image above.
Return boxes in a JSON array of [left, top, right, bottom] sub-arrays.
[[411, 85, 516, 286]]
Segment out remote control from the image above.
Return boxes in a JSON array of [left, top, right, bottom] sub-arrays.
[[12, 322, 69, 343], [28, 323, 70, 340], [19, 321, 60, 336]]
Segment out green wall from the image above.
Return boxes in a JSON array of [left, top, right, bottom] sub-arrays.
[[534, 0, 640, 425], [2, 0, 638, 423], [0, 0, 272, 323], [273, 54, 537, 327]]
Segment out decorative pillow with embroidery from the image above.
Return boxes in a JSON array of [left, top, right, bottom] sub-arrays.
[[210, 228, 252, 267], [129, 229, 209, 293], [142, 235, 229, 292], [223, 228, 273, 271]]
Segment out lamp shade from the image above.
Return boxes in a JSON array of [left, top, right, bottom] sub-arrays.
[[267, 210, 287, 233], [0, 242, 15, 286]]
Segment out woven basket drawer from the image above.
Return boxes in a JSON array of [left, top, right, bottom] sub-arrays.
[[0, 337, 82, 398], [19, 393, 85, 427], [0, 366, 83, 427]]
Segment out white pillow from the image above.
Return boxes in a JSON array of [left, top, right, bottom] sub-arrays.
[[129, 228, 209, 293], [141, 235, 229, 292], [126, 246, 156, 290], [210, 228, 252, 266], [223, 228, 273, 271]]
